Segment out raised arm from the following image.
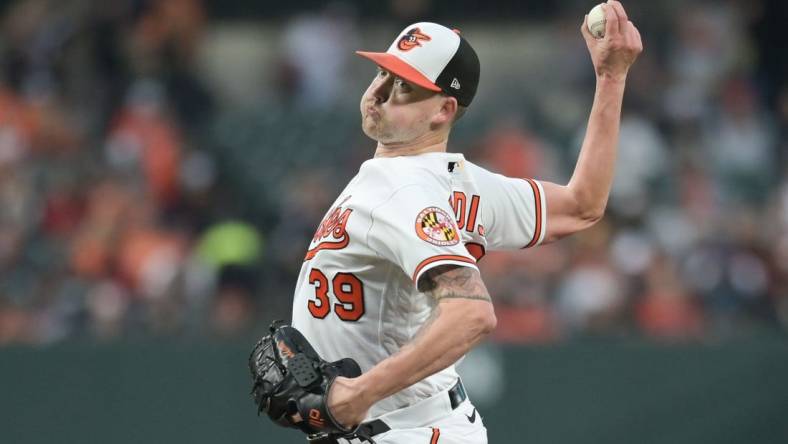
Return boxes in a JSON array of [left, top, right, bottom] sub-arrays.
[[326, 265, 496, 427], [541, 0, 643, 242]]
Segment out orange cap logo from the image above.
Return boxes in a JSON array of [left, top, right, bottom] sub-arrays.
[[398, 27, 431, 51]]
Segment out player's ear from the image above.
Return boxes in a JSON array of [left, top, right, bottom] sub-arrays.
[[433, 95, 458, 127]]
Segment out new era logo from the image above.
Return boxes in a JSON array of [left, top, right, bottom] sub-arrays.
[[450, 78, 461, 89]]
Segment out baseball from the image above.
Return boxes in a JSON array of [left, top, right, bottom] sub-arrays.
[[588, 3, 606, 38]]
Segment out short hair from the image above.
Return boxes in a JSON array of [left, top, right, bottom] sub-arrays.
[[452, 106, 468, 124], [437, 92, 467, 125]]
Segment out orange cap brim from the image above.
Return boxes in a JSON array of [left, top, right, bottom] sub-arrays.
[[355, 51, 442, 92]]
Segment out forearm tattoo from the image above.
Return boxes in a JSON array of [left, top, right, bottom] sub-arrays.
[[418, 265, 492, 302]]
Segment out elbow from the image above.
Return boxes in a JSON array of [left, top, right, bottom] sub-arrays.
[[472, 303, 497, 336], [580, 205, 606, 226], [483, 310, 497, 334], [575, 194, 607, 227], [568, 185, 607, 227]]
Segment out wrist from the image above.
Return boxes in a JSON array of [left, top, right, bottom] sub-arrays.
[[354, 372, 381, 409], [595, 71, 628, 85]]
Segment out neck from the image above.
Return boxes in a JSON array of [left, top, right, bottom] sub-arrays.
[[374, 131, 449, 158]]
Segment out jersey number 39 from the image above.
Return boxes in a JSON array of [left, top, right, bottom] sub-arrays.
[[307, 268, 365, 321]]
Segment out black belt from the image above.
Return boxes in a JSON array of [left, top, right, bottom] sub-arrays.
[[354, 378, 468, 438]]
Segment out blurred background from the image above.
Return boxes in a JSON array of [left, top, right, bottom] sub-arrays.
[[1, 0, 787, 443]]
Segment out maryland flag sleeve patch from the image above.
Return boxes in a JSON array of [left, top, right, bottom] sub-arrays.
[[415, 207, 460, 247]]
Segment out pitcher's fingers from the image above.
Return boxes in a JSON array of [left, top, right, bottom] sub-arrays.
[[608, 0, 629, 34], [626, 21, 643, 52], [580, 14, 596, 44], [603, 3, 620, 38], [624, 20, 636, 46], [633, 24, 643, 52]]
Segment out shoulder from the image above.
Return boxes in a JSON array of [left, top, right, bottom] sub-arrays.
[[462, 159, 502, 183], [359, 155, 455, 203], [462, 160, 536, 193], [362, 155, 452, 182]]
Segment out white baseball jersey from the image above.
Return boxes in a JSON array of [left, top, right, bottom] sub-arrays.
[[291, 151, 546, 420]]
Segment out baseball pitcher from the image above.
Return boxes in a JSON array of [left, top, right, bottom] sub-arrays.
[[249, 2, 642, 443]]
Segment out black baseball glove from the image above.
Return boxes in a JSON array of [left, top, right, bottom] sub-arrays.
[[249, 321, 363, 441]]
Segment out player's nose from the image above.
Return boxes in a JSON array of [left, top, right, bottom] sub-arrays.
[[371, 76, 393, 103]]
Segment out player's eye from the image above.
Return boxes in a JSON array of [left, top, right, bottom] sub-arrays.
[[395, 78, 411, 91], [376, 69, 388, 79]]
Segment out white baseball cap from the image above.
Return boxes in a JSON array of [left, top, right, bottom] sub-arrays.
[[356, 22, 480, 107]]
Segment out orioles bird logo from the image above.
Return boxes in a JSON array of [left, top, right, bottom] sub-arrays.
[[398, 27, 431, 51]]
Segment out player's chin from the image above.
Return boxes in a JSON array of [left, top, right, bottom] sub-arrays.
[[361, 118, 383, 139]]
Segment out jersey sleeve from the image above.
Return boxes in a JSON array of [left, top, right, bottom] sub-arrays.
[[467, 163, 547, 250], [366, 184, 478, 286]]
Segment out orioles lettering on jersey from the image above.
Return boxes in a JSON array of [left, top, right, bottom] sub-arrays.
[[449, 191, 484, 236], [305, 198, 353, 261]]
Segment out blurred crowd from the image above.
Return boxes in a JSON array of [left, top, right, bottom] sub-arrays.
[[0, 0, 786, 345]]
